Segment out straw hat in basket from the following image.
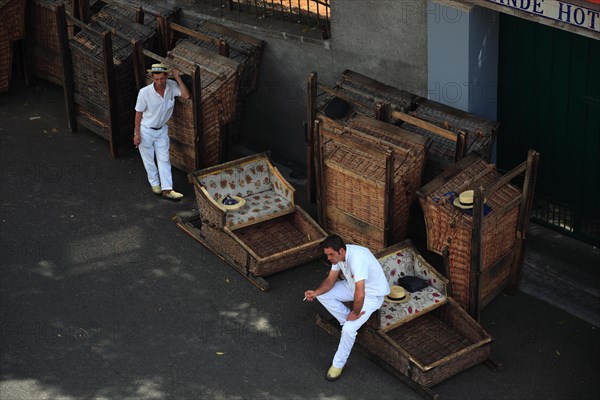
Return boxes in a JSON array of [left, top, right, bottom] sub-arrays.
[[385, 285, 410, 304], [453, 190, 486, 209], [216, 195, 246, 211]]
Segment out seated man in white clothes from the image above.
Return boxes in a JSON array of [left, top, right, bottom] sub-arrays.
[[304, 235, 390, 381]]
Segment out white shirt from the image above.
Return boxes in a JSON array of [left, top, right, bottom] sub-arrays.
[[135, 79, 182, 129], [331, 244, 390, 297]]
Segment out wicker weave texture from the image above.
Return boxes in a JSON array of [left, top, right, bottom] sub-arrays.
[[414, 98, 498, 158], [190, 154, 326, 277], [322, 141, 388, 250], [401, 122, 456, 181], [69, 12, 153, 143], [318, 70, 415, 121], [0, 0, 26, 91], [169, 137, 196, 173], [234, 211, 325, 276], [194, 20, 264, 97], [359, 299, 491, 387], [1, 0, 25, 40], [348, 118, 428, 205], [419, 158, 522, 308], [98, 1, 180, 30], [194, 191, 325, 277], [165, 39, 239, 169], [28, 0, 63, 84], [0, 35, 11, 93], [320, 122, 426, 251]]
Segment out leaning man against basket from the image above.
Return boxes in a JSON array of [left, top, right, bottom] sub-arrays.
[[304, 235, 390, 381], [133, 63, 190, 201]]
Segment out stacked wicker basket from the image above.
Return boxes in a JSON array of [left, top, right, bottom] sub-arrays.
[[165, 39, 240, 171], [27, 0, 66, 86], [0, 0, 26, 92], [417, 151, 540, 317], [307, 70, 500, 193], [314, 115, 429, 252], [101, 0, 180, 30], [189, 20, 266, 146], [67, 5, 155, 152], [402, 97, 499, 182]]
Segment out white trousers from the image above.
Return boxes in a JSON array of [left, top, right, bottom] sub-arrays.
[[138, 125, 173, 191], [317, 280, 384, 368]]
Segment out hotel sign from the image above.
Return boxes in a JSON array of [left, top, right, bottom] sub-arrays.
[[484, 0, 600, 33]]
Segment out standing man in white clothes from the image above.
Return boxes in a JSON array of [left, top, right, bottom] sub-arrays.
[[304, 235, 390, 381], [133, 63, 190, 201]]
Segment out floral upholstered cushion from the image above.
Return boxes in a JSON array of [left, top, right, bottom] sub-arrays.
[[378, 286, 446, 330], [200, 159, 274, 199], [376, 245, 447, 330], [197, 157, 295, 229], [379, 248, 446, 294], [225, 190, 292, 228]]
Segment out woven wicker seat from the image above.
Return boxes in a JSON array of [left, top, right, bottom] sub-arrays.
[[374, 240, 449, 331], [188, 153, 327, 283], [194, 155, 294, 229], [316, 240, 494, 391]]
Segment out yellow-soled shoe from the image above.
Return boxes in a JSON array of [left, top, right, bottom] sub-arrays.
[[325, 365, 343, 381], [151, 185, 161, 195], [162, 190, 183, 202]]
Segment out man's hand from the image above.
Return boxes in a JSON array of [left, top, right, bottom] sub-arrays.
[[304, 290, 317, 302], [346, 310, 365, 321], [133, 133, 141, 147], [172, 69, 181, 79]]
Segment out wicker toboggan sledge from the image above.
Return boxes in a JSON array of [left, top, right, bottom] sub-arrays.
[[177, 153, 328, 290], [316, 240, 499, 399], [417, 150, 540, 319]]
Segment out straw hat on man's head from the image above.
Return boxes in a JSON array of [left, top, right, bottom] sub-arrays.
[[147, 63, 171, 74]]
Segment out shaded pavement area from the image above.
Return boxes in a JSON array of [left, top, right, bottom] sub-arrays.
[[1, 77, 599, 400]]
